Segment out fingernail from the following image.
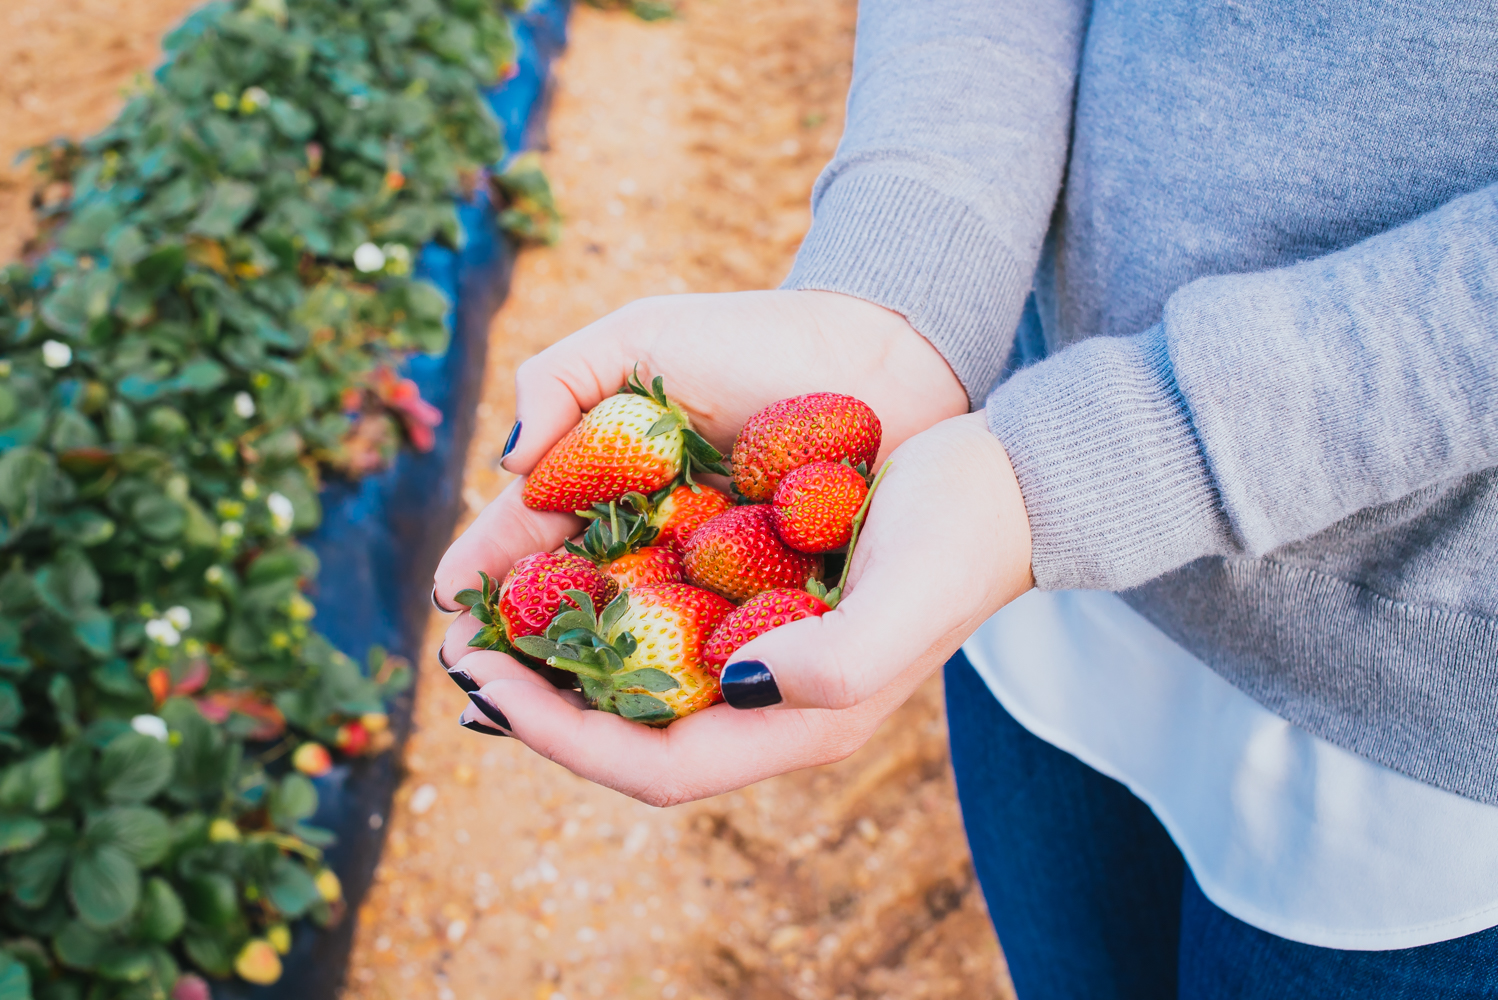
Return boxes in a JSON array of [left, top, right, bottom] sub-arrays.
[[501, 420, 522, 460], [721, 660, 782, 709], [468, 691, 512, 731], [437, 647, 480, 692], [461, 719, 511, 738], [432, 585, 459, 614]]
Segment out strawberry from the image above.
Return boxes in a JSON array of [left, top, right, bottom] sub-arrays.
[[770, 460, 869, 552], [681, 505, 822, 602], [515, 584, 735, 723], [730, 392, 881, 502], [458, 553, 617, 687], [522, 371, 729, 512], [605, 546, 684, 589], [702, 588, 832, 671], [648, 483, 733, 550]]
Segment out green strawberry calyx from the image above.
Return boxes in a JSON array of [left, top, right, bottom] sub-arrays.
[[566, 495, 659, 563], [512, 589, 681, 725], [456, 570, 515, 655], [622, 367, 731, 487]]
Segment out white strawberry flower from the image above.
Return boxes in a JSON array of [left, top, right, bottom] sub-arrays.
[[144, 618, 181, 647], [233, 392, 256, 418], [131, 715, 170, 741], [267, 492, 295, 533], [42, 340, 72, 369], [164, 606, 192, 631], [353, 242, 385, 272]]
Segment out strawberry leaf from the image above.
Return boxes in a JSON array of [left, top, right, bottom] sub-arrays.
[[681, 429, 731, 477], [560, 588, 598, 620], [512, 636, 559, 661], [549, 611, 597, 638], [467, 625, 508, 651], [614, 692, 673, 721], [612, 631, 638, 659], [599, 592, 630, 636], [453, 588, 483, 608], [614, 668, 679, 693], [646, 412, 683, 437], [469, 603, 493, 625]]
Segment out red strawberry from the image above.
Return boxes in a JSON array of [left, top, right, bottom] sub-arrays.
[[681, 505, 822, 602], [730, 393, 881, 502], [770, 461, 868, 553], [459, 553, 617, 685], [605, 546, 684, 589], [516, 583, 735, 722], [523, 372, 728, 512], [702, 588, 831, 671], [648, 483, 732, 550]]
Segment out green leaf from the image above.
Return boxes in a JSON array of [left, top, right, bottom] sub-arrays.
[[614, 668, 680, 693], [0, 681, 22, 730], [182, 930, 232, 978], [129, 494, 184, 541], [93, 945, 154, 983], [511, 636, 559, 661], [137, 877, 185, 943], [182, 874, 237, 929], [132, 245, 187, 294], [645, 412, 683, 438], [270, 773, 318, 826], [68, 845, 140, 930], [71, 611, 114, 659], [613, 692, 673, 722], [0, 951, 30, 1000], [547, 610, 596, 638], [98, 732, 173, 803], [53, 920, 107, 971], [87, 807, 170, 867], [466, 624, 507, 651], [188, 180, 258, 238], [598, 592, 630, 637], [58, 203, 121, 252], [8, 841, 68, 908], [0, 817, 46, 854], [561, 589, 598, 618], [168, 359, 227, 394], [453, 588, 482, 608], [265, 856, 320, 918]]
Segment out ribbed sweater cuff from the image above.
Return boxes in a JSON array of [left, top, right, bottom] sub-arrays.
[[782, 170, 1029, 408], [986, 325, 1236, 591]]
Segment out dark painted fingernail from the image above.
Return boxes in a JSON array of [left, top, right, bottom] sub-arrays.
[[721, 660, 782, 709], [468, 691, 512, 731], [432, 585, 459, 614], [437, 647, 480, 692], [461, 719, 511, 738], [501, 420, 522, 460]]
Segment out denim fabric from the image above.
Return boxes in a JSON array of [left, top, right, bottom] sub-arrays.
[[944, 651, 1498, 999]]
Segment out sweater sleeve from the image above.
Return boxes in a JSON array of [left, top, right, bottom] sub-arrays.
[[987, 181, 1498, 592], [780, 0, 1090, 408]]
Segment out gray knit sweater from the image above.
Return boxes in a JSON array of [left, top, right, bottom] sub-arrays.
[[784, 1, 1498, 804]]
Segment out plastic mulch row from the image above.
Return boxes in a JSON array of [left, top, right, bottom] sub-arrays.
[[214, 3, 572, 996]]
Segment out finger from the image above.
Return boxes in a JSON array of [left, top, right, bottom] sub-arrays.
[[432, 478, 582, 608], [501, 312, 645, 474], [463, 677, 895, 806], [450, 648, 589, 711], [726, 418, 1023, 710]]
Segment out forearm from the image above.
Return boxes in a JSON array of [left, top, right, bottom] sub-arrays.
[[990, 181, 1498, 591], [783, 0, 1091, 407]]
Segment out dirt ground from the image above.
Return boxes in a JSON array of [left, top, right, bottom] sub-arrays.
[[0, 2, 1016, 998]]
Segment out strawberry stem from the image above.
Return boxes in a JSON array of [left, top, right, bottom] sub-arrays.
[[835, 459, 891, 597]]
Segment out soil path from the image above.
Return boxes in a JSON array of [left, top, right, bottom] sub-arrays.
[[0, 0, 204, 263], [0, 1, 1017, 997], [343, 5, 1014, 1000]]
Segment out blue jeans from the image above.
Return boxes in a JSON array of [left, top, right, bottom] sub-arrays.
[[944, 650, 1498, 999]]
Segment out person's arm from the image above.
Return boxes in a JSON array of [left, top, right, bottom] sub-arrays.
[[784, 0, 1091, 407], [989, 181, 1498, 591]]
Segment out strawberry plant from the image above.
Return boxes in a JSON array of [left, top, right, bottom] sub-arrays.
[[0, 0, 552, 994]]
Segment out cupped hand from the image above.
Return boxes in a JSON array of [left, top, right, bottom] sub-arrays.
[[432, 289, 968, 608], [439, 410, 1033, 806]]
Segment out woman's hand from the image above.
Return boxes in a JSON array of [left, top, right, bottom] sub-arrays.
[[440, 410, 1033, 806], [432, 289, 969, 607]]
